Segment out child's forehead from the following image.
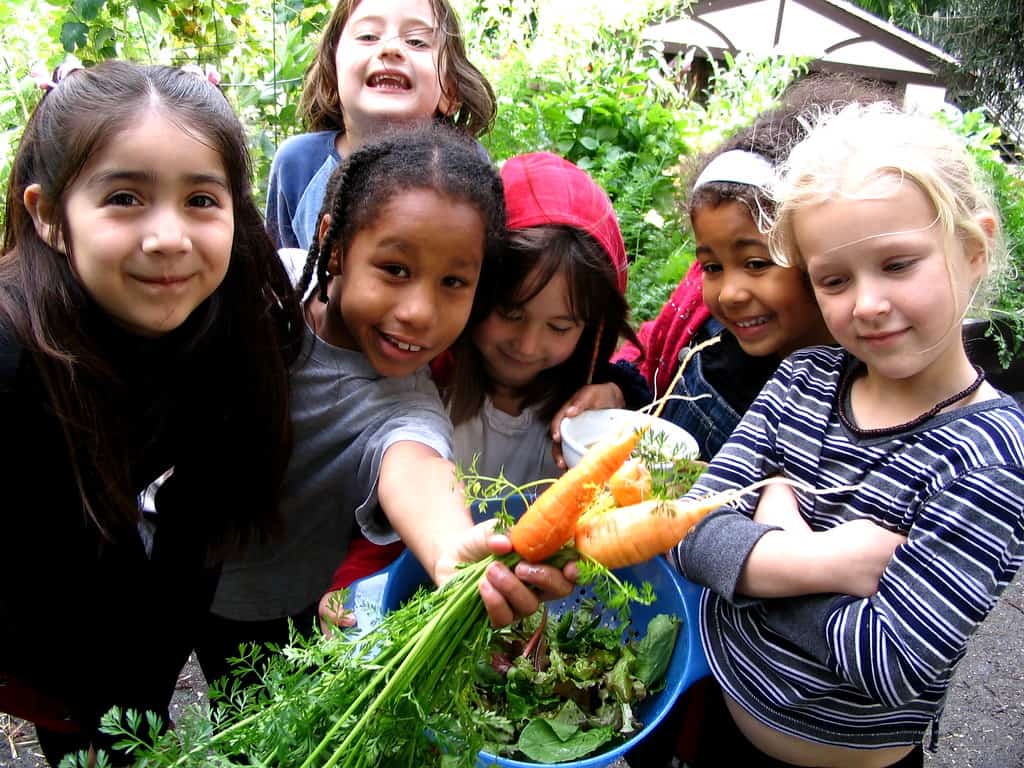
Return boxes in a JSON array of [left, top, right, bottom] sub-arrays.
[[345, 0, 438, 26], [375, 186, 478, 219], [692, 199, 766, 240], [81, 110, 228, 180], [795, 179, 940, 258], [512, 262, 560, 299], [519, 274, 575, 315], [355, 187, 485, 256]]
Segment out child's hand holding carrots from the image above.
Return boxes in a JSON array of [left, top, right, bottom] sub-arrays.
[[314, 524, 578, 635], [378, 442, 576, 629], [437, 520, 578, 628]]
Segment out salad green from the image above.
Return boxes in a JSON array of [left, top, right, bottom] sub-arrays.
[[469, 597, 680, 764]]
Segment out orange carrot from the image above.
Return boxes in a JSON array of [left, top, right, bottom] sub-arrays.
[[607, 458, 652, 508], [575, 497, 721, 569], [509, 427, 643, 561], [575, 478, 861, 569]]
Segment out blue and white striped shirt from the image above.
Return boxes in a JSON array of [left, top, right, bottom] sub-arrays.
[[673, 345, 1024, 747]]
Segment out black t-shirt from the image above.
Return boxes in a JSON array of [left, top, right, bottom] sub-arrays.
[[0, 314, 221, 757], [698, 329, 780, 414]]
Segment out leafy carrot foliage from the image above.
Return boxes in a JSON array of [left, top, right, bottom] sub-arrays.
[[69, 546, 653, 767]]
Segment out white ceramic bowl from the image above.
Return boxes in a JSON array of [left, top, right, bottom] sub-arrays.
[[559, 408, 700, 469]]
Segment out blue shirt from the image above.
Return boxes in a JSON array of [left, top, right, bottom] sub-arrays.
[[265, 130, 341, 250]]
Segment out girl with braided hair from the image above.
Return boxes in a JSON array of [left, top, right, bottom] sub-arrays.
[[196, 122, 576, 687]]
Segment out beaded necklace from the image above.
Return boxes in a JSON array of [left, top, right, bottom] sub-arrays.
[[838, 364, 986, 438]]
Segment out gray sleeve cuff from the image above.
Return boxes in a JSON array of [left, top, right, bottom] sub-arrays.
[[761, 593, 853, 665], [676, 508, 781, 604]]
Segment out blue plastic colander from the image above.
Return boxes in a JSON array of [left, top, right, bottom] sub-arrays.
[[345, 495, 710, 768]]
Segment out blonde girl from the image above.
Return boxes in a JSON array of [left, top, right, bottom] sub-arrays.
[[674, 102, 1024, 768]]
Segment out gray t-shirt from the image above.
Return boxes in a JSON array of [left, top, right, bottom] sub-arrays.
[[211, 326, 452, 621], [452, 396, 560, 487]]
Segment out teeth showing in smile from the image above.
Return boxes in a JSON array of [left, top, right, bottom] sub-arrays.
[[368, 73, 409, 90], [393, 339, 422, 352], [735, 316, 769, 328]]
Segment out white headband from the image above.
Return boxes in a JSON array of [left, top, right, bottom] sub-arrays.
[[693, 150, 774, 192]]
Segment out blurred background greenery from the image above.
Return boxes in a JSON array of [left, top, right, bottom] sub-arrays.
[[0, 0, 1019, 353]]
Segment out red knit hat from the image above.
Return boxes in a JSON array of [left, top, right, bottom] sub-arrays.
[[500, 152, 628, 293]]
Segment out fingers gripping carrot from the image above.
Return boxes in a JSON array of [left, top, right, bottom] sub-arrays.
[[509, 428, 643, 562], [607, 458, 652, 507]]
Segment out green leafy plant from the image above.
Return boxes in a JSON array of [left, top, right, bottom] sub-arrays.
[[61, 551, 654, 768], [469, 606, 679, 762], [937, 107, 1024, 365], [477, 7, 696, 287]]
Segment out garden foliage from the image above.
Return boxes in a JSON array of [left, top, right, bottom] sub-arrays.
[[0, 0, 1020, 340]]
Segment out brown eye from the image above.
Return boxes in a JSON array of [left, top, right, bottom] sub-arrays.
[[188, 194, 219, 208], [106, 192, 140, 207], [442, 275, 470, 289], [381, 264, 409, 278]]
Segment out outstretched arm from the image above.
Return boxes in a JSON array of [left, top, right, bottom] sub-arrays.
[[378, 441, 575, 626]]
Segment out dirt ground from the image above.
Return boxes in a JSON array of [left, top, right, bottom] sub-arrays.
[[4, 576, 1023, 767]]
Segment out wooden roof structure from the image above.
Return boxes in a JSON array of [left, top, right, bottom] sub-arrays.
[[646, 0, 956, 112]]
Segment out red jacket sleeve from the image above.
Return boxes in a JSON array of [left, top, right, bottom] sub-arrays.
[[622, 262, 711, 396], [329, 534, 406, 591]]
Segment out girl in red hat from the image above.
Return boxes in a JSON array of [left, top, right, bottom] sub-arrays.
[[439, 151, 648, 486]]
